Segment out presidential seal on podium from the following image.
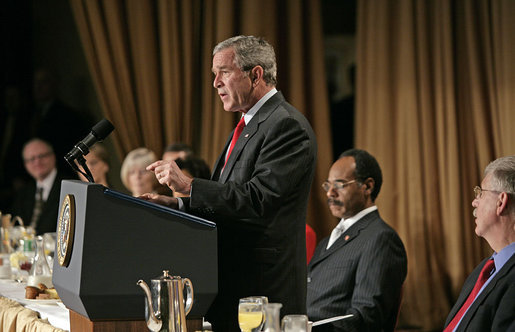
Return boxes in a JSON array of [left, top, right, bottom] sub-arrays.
[[57, 194, 75, 267]]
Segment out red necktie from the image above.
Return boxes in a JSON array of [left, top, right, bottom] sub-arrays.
[[224, 116, 246, 167], [443, 259, 495, 332]]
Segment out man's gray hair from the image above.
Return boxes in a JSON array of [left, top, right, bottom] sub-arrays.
[[485, 155, 515, 195], [213, 35, 277, 86]]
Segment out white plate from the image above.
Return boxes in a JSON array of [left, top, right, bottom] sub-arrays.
[[19, 298, 62, 305]]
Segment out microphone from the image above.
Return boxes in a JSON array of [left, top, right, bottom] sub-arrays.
[[65, 118, 114, 165]]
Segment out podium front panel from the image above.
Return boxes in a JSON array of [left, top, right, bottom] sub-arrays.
[[53, 180, 217, 320]]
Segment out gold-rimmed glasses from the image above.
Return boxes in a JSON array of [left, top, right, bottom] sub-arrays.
[[473, 186, 500, 199], [322, 179, 357, 192]]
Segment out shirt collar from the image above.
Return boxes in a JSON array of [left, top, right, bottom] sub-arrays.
[[491, 242, 515, 272], [37, 168, 57, 201], [335, 205, 378, 233], [242, 88, 277, 125]]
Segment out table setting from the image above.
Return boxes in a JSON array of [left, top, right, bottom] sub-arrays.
[[0, 212, 68, 331]]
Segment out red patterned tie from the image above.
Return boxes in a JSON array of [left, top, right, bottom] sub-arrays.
[[224, 116, 246, 167], [443, 259, 495, 332]]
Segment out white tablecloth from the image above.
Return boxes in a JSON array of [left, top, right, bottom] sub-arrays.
[[0, 278, 70, 331]]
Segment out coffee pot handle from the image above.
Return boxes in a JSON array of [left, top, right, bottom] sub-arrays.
[[183, 278, 194, 316]]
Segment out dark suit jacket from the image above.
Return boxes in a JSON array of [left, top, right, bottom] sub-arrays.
[[444, 254, 515, 331], [184, 92, 317, 331], [12, 171, 74, 235], [307, 210, 407, 332]]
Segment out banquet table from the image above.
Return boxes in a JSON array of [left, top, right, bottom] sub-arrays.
[[0, 278, 69, 331]]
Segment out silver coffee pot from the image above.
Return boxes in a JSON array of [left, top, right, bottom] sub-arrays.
[[137, 270, 194, 332]]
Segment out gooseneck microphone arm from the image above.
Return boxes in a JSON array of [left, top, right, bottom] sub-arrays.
[[76, 155, 95, 183], [65, 118, 114, 183]]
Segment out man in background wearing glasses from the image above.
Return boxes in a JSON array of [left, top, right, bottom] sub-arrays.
[[11, 138, 75, 235], [307, 149, 407, 332], [443, 156, 515, 331]]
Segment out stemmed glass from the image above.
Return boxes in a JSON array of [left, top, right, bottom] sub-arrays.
[[238, 297, 265, 332]]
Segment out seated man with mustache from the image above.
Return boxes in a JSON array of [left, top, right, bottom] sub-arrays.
[[307, 149, 407, 332]]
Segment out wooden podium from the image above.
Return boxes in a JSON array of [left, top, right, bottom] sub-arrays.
[[52, 180, 217, 331], [68, 310, 202, 331]]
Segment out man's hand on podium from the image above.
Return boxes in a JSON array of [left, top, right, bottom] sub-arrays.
[[139, 193, 178, 209]]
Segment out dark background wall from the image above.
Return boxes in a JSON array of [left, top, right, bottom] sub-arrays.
[[1, 0, 356, 191]]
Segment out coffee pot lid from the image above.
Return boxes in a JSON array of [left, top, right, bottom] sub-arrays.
[[152, 270, 182, 282]]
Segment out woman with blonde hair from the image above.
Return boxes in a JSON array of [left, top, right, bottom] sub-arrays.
[[120, 148, 160, 197]]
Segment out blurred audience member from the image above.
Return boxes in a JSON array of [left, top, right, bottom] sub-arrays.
[[11, 138, 76, 235], [77, 143, 110, 187], [306, 224, 317, 264], [28, 67, 93, 175], [162, 142, 193, 162], [307, 149, 407, 331], [121, 148, 160, 197], [443, 156, 515, 331]]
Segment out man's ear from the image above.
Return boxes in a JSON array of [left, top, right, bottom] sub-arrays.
[[497, 192, 509, 216], [251, 66, 263, 84], [363, 178, 375, 196]]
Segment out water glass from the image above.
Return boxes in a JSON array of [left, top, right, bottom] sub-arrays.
[[281, 314, 309, 332]]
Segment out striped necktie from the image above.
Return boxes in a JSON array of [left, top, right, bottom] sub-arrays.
[[326, 223, 345, 249], [30, 187, 44, 228]]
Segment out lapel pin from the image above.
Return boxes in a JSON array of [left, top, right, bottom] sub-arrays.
[[344, 235, 350, 241], [245, 134, 249, 137]]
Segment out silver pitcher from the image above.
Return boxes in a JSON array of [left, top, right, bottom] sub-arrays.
[[137, 270, 194, 332]]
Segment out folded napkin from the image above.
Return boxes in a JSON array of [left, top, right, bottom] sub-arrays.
[[0, 296, 65, 332]]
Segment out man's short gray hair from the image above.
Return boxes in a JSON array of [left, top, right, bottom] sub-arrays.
[[213, 35, 277, 86], [485, 155, 515, 195]]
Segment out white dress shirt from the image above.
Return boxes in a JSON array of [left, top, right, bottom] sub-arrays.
[[326, 205, 378, 249]]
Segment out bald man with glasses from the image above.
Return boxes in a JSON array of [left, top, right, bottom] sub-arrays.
[[307, 149, 407, 332]]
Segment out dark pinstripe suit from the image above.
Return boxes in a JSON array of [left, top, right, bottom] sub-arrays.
[[307, 210, 407, 332]]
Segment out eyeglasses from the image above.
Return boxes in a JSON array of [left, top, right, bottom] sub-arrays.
[[24, 152, 53, 164], [473, 186, 500, 199], [322, 179, 357, 192]]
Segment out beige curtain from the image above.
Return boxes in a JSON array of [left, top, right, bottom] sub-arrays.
[[357, 0, 515, 330], [70, 0, 334, 238], [69, 0, 202, 160]]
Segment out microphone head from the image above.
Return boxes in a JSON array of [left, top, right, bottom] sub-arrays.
[[91, 119, 115, 140]]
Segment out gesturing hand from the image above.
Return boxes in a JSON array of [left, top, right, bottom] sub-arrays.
[[146, 160, 193, 195]]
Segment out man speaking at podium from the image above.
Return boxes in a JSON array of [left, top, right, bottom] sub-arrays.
[[143, 35, 317, 331]]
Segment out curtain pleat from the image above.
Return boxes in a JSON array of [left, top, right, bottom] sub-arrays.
[[70, 0, 334, 248], [357, 0, 515, 329]]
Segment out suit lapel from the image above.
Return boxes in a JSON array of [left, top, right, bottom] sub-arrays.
[[211, 134, 232, 181], [446, 262, 484, 323], [217, 92, 285, 183], [457, 254, 515, 329], [219, 119, 258, 183], [309, 211, 378, 267]]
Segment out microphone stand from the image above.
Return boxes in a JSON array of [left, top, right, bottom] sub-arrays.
[[65, 155, 95, 183], [76, 155, 95, 183]]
